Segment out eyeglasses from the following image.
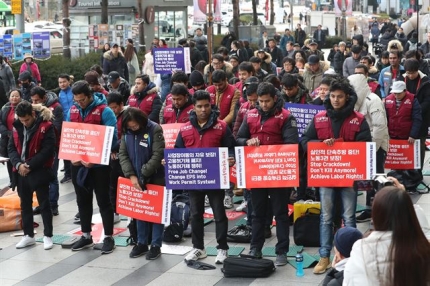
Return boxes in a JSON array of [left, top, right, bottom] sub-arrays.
[[212, 61, 222, 66], [74, 97, 88, 104]]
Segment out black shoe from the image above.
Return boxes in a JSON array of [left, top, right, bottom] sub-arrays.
[[129, 243, 149, 258], [60, 176, 71, 184], [146, 245, 161, 260], [264, 226, 272, 238], [33, 206, 41, 215], [74, 212, 80, 221], [101, 237, 116, 254], [247, 248, 263, 259], [51, 206, 59, 216], [71, 236, 94, 251], [356, 210, 372, 222]]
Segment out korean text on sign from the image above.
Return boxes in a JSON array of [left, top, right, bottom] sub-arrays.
[[385, 139, 421, 169]]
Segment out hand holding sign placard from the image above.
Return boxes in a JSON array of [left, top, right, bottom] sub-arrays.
[[307, 142, 376, 187], [58, 121, 114, 165], [385, 139, 421, 169]]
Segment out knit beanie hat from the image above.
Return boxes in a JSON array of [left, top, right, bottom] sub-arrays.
[[334, 227, 363, 258], [189, 70, 204, 86]]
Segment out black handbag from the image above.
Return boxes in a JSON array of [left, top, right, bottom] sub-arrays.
[[293, 207, 320, 247], [226, 224, 252, 243], [221, 257, 276, 278]]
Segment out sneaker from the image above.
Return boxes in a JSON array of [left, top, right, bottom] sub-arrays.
[[60, 176, 72, 184], [16, 235, 36, 249], [235, 200, 247, 212], [215, 249, 228, 264], [101, 237, 116, 254], [356, 210, 372, 223], [204, 196, 210, 207], [74, 212, 80, 221], [224, 196, 233, 209], [113, 213, 121, 224], [313, 257, 331, 274], [264, 226, 272, 238], [33, 206, 41, 215], [146, 245, 161, 260], [51, 206, 59, 216], [129, 243, 149, 258], [275, 253, 288, 266], [43, 236, 53, 250], [184, 248, 207, 262], [247, 248, 262, 259], [71, 236, 94, 251]]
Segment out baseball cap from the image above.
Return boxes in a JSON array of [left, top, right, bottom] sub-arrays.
[[391, 81, 406, 93], [108, 71, 120, 83], [309, 41, 318, 46], [18, 71, 32, 81], [244, 76, 260, 85], [308, 55, 320, 65]]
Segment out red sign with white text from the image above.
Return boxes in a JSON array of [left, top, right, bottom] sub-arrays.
[[307, 142, 376, 187], [235, 145, 299, 188], [58, 121, 114, 165], [161, 123, 184, 149], [385, 139, 420, 169], [230, 164, 237, 185], [116, 177, 172, 224]]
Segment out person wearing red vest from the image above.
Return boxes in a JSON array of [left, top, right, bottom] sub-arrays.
[[7, 101, 56, 250], [236, 82, 299, 266], [175, 90, 235, 265], [107, 92, 126, 223], [66, 81, 118, 254], [301, 77, 372, 275], [30, 87, 64, 216], [206, 70, 240, 127], [161, 84, 193, 124], [385, 81, 422, 141], [158, 71, 189, 124], [281, 73, 312, 104], [127, 74, 161, 123]]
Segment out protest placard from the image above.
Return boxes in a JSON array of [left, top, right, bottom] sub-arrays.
[[385, 139, 421, 169], [58, 122, 114, 165], [285, 103, 324, 137], [153, 47, 191, 74], [307, 142, 376, 187], [161, 123, 184, 149], [165, 148, 230, 190], [230, 164, 237, 185], [235, 145, 299, 188], [116, 177, 172, 225]]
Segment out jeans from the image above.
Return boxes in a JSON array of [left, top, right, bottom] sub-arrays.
[[49, 152, 59, 208], [17, 172, 53, 237], [109, 159, 124, 213], [251, 188, 291, 254], [71, 165, 114, 235], [189, 190, 228, 250], [137, 221, 164, 247], [319, 187, 357, 258]]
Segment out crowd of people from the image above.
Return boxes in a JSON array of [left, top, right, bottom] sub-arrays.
[[0, 22, 430, 284]]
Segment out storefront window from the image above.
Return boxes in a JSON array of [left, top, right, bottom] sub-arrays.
[[154, 10, 186, 42]]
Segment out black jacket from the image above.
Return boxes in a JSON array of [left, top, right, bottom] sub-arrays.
[[21, 82, 37, 102], [190, 47, 203, 68], [266, 46, 284, 67], [0, 80, 7, 109], [333, 51, 345, 74], [0, 102, 16, 156], [107, 78, 131, 104], [196, 43, 209, 63], [44, 91, 64, 135], [103, 51, 129, 82], [406, 73, 430, 137], [322, 268, 344, 286], [295, 29, 307, 46]]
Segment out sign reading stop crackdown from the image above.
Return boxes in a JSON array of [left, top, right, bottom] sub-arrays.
[[116, 177, 172, 225], [58, 121, 114, 165], [307, 142, 376, 187], [161, 123, 184, 149], [235, 145, 300, 189], [385, 139, 421, 170]]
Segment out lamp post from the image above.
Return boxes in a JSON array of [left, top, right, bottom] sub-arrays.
[[207, 0, 214, 85]]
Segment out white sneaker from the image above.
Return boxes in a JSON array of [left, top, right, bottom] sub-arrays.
[[204, 196, 210, 207], [184, 248, 207, 262], [113, 213, 121, 224], [235, 200, 247, 212], [224, 196, 233, 209], [43, 236, 53, 250], [16, 235, 36, 249], [215, 249, 228, 264]]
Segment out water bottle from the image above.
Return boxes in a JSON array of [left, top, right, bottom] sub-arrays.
[[296, 250, 304, 277]]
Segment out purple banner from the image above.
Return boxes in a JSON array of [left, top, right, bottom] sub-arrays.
[[153, 47, 191, 74], [32, 31, 50, 59], [164, 148, 229, 190], [285, 103, 325, 137]]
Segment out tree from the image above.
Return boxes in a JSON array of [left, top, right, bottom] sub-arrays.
[[252, 0, 258, 25], [232, 0, 239, 38], [137, 0, 145, 51], [62, 0, 71, 59], [101, 0, 108, 24], [269, 0, 275, 25]]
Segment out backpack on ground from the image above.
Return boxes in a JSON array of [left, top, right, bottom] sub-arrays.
[[163, 194, 191, 242], [163, 222, 184, 242], [226, 224, 252, 243], [221, 257, 276, 278]]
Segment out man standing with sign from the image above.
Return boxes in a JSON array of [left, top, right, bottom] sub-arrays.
[[161, 84, 193, 124], [236, 82, 299, 266], [119, 107, 166, 260], [301, 77, 372, 274], [175, 91, 235, 265], [66, 81, 118, 254]]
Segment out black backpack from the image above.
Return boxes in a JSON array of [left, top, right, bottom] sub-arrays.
[[126, 219, 138, 245], [222, 257, 276, 278], [163, 222, 184, 242]]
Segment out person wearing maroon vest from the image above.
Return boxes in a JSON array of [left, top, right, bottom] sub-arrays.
[[236, 82, 299, 266], [7, 101, 56, 250], [127, 74, 161, 123], [66, 81, 118, 254], [384, 81, 422, 142], [158, 71, 189, 124], [107, 92, 126, 223], [161, 84, 193, 124], [175, 90, 235, 265], [206, 70, 240, 127], [30, 87, 64, 216], [301, 77, 372, 274]]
